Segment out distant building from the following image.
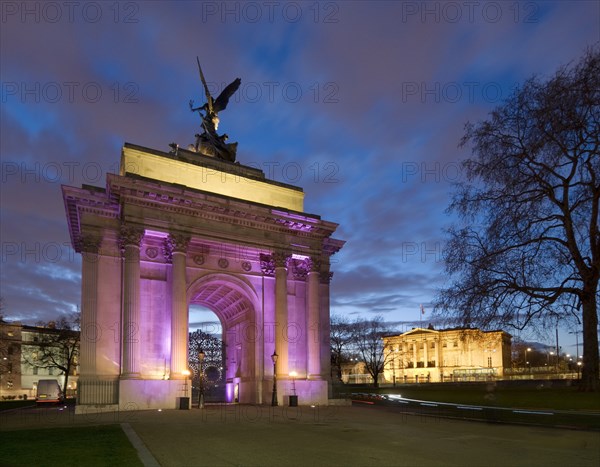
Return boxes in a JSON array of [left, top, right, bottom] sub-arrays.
[[0, 319, 79, 399], [383, 327, 512, 383], [0, 320, 22, 396], [340, 360, 381, 385]]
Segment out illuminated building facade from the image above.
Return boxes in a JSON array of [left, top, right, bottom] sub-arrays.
[[383, 327, 512, 383], [0, 320, 79, 399]]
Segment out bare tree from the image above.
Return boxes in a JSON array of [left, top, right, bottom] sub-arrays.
[[22, 315, 80, 397], [330, 314, 354, 382], [436, 47, 599, 391], [350, 316, 395, 387]]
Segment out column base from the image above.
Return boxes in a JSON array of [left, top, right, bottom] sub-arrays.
[[120, 373, 142, 380], [119, 379, 190, 410], [276, 379, 328, 406]]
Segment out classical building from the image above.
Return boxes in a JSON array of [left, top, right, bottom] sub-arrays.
[[62, 143, 344, 412], [383, 327, 512, 383], [0, 319, 79, 399]]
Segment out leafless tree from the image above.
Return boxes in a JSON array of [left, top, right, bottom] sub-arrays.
[[436, 46, 599, 391], [22, 315, 80, 396], [330, 314, 354, 382], [350, 316, 395, 387]]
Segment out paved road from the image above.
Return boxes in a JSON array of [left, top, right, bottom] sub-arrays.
[[2, 404, 599, 466]]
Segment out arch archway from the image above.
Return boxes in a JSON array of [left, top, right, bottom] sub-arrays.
[[187, 273, 261, 403]]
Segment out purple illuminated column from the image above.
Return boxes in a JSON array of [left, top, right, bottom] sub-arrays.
[[274, 252, 290, 377], [166, 234, 190, 379], [307, 257, 321, 378], [80, 235, 101, 376], [120, 225, 144, 378]]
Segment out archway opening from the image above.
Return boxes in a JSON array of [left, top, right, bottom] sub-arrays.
[[188, 277, 257, 404], [188, 305, 225, 403]]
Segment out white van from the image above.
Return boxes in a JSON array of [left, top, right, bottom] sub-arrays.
[[36, 380, 63, 405]]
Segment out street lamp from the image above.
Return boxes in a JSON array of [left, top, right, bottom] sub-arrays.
[[271, 351, 278, 407], [198, 349, 205, 409], [525, 348, 531, 373]]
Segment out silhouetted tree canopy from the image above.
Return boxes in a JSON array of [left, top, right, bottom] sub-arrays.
[[436, 46, 599, 391], [350, 316, 395, 387]]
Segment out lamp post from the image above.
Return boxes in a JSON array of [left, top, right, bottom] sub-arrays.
[[198, 349, 205, 409], [290, 371, 297, 395], [525, 347, 531, 373], [182, 369, 191, 397], [271, 351, 278, 407]]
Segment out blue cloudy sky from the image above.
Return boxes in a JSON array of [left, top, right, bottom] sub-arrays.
[[1, 1, 598, 352]]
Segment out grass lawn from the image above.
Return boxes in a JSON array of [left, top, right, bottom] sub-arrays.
[[0, 425, 143, 467], [339, 383, 600, 411]]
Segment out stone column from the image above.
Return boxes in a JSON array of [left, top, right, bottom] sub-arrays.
[[166, 234, 190, 379], [424, 339, 428, 367], [306, 257, 321, 378], [120, 224, 144, 378], [413, 343, 417, 367], [274, 252, 290, 377], [80, 235, 101, 376]]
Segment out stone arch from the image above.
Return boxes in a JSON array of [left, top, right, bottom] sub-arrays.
[[187, 273, 261, 403], [187, 273, 259, 326], [64, 143, 344, 412]]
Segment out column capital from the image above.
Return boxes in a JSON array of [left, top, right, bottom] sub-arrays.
[[78, 234, 102, 254], [259, 253, 275, 276], [119, 224, 144, 250], [320, 270, 334, 284], [273, 251, 291, 268], [163, 234, 191, 263], [307, 257, 321, 273], [292, 258, 309, 281]]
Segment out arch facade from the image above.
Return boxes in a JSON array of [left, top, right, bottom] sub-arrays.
[[63, 143, 344, 412]]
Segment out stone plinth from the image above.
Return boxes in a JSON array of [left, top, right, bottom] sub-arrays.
[[121, 143, 304, 212]]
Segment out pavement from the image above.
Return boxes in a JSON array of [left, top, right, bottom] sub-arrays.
[[1, 403, 599, 466]]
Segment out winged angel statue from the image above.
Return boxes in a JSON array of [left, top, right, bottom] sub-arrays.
[[188, 57, 241, 162]]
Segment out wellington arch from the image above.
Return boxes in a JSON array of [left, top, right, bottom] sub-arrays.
[[62, 143, 344, 412]]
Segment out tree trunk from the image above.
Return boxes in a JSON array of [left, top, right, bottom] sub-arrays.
[[62, 360, 71, 400], [580, 280, 599, 392]]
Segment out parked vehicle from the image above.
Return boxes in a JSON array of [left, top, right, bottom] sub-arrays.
[[36, 380, 63, 405]]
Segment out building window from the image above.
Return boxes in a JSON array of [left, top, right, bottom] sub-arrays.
[[430, 342, 435, 349], [33, 367, 38, 375], [407, 362, 414, 368], [427, 360, 436, 368], [453, 341, 458, 348], [416, 361, 425, 368], [487, 357, 492, 368], [419, 343, 424, 350], [48, 367, 54, 375], [443, 342, 447, 348]]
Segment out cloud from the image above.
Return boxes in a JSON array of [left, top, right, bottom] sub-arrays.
[[0, 0, 597, 341]]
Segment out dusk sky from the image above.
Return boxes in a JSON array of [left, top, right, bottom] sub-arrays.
[[1, 1, 598, 353]]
